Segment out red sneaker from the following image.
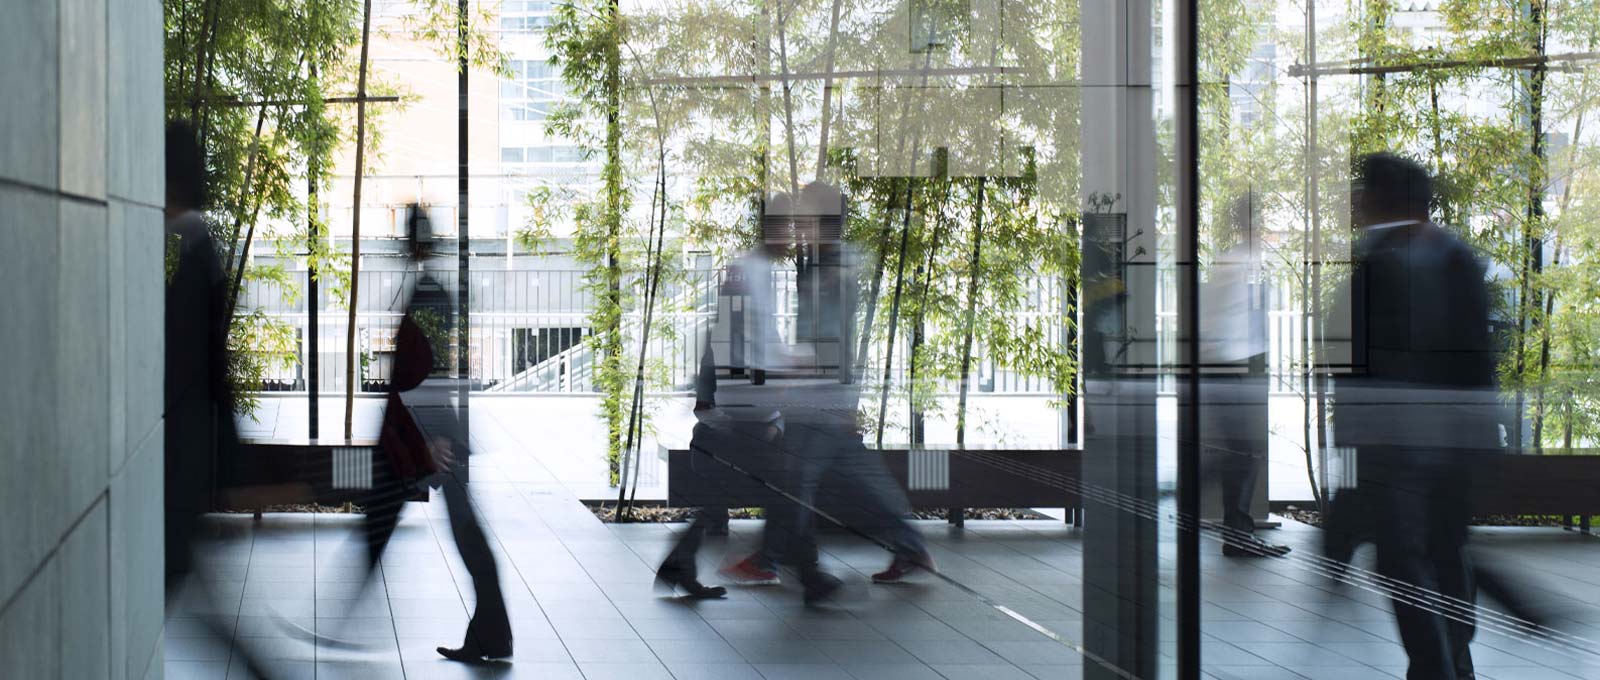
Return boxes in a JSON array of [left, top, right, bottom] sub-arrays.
[[719, 555, 781, 586], [872, 553, 935, 583]]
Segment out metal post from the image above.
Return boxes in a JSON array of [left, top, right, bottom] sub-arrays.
[[308, 164, 319, 439], [1175, 0, 1202, 677], [457, 0, 472, 482]]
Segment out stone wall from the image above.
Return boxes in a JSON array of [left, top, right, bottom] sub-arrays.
[[0, 0, 167, 678]]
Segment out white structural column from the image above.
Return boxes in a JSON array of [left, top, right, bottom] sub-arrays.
[[1078, 1, 1164, 678], [0, 0, 167, 679]]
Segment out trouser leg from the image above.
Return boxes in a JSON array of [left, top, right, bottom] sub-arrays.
[[662, 508, 719, 579], [362, 459, 411, 571], [808, 427, 925, 560], [165, 510, 201, 590], [441, 472, 511, 651], [1374, 450, 1477, 680], [1219, 451, 1259, 536], [761, 441, 825, 574]]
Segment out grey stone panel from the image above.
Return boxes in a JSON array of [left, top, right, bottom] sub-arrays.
[[60, 200, 112, 515], [107, 0, 165, 208], [111, 433, 165, 680], [0, 186, 62, 604], [0, 0, 60, 189], [60, 0, 109, 199], [121, 202, 166, 472], [60, 497, 113, 680], [0, 556, 62, 680]]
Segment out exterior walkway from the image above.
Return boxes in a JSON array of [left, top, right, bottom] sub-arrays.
[[167, 405, 1600, 680]]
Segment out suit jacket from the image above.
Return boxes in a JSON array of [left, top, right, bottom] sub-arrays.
[[394, 273, 468, 479], [697, 247, 863, 430], [1330, 221, 1500, 450], [164, 211, 240, 513]]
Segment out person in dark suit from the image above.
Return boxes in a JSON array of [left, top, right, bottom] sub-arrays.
[[164, 120, 235, 585], [163, 119, 278, 679], [1328, 152, 1499, 680], [363, 206, 513, 663]]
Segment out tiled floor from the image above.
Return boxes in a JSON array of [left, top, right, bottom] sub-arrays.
[[169, 405, 1600, 679]]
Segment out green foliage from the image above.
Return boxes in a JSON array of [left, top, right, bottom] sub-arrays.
[[544, 0, 633, 483], [164, 0, 504, 413]]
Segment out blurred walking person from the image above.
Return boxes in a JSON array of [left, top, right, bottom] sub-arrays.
[[658, 183, 933, 606], [1200, 193, 1289, 557], [357, 205, 513, 663], [162, 119, 274, 678], [1327, 153, 1498, 679]]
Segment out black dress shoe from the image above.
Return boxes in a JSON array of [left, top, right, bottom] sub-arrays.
[[656, 565, 728, 599], [1223, 540, 1291, 558], [801, 570, 843, 606], [437, 644, 513, 663]]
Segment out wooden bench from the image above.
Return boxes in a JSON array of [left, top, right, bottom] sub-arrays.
[[1470, 451, 1600, 533], [666, 446, 1083, 527], [221, 438, 427, 516]]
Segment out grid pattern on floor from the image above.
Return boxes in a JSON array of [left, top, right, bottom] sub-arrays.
[[167, 406, 1600, 680]]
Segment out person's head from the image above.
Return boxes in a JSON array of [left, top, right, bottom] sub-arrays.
[[165, 120, 208, 215], [403, 203, 431, 263], [1351, 152, 1432, 228]]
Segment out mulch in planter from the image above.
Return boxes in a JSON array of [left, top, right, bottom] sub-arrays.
[[1280, 506, 1599, 529], [218, 503, 364, 514], [585, 503, 1051, 524]]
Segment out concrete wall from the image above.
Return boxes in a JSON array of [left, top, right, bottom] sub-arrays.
[[0, 0, 167, 679]]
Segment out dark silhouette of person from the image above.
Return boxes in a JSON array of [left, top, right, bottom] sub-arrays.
[[163, 119, 275, 678], [1327, 152, 1498, 679], [1200, 193, 1289, 557], [353, 205, 513, 663], [657, 183, 932, 605]]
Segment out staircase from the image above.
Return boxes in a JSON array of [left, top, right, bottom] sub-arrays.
[[486, 273, 719, 393]]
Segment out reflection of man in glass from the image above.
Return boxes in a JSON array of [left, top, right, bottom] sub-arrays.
[[1200, 193, 1288, 557], [658, 183, 932, 605], [1331, 153, 1497, 680]]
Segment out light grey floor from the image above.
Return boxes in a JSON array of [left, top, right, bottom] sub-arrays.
[[169, 405, 1600, 680]]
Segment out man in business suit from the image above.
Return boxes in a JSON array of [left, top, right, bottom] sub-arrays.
[[163, 119, 282, 679], [1330, 153, 1499, 679]]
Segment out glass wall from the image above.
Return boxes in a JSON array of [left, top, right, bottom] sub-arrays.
[[195, 0, 1600, 678]]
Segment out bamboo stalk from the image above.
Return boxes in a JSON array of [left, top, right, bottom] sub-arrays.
[[343, 0, 373, 440], [875, 184, 918, 446], [813, 0, 843, 181], [222, 108, 269, 279], [955, 178, 985, 446]]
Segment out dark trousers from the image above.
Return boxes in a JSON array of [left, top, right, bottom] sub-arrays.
[[664, 420, 926, 579], [440, 470, 511, 651], [663, 422, 784, 580], [362, 457, 511, 652], [762, 422, 926, 573], [1363, 447, 1476, 680], [1217, 447, 1261, 535], [1201, 358, 1268, 536]]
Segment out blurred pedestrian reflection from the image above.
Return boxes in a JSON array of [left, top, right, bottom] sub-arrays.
[[1200, 193, 1288, 557], [341, 205, 512, 663], [162, 119, 273, 678], [659, 183, 933, 606], [1325, 152, 1500, 679]]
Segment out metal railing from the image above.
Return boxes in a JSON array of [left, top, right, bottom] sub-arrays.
[[237, 267, 1079, 396]]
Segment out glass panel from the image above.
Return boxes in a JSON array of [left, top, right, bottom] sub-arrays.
[[1198, 2, 1600, 679]]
